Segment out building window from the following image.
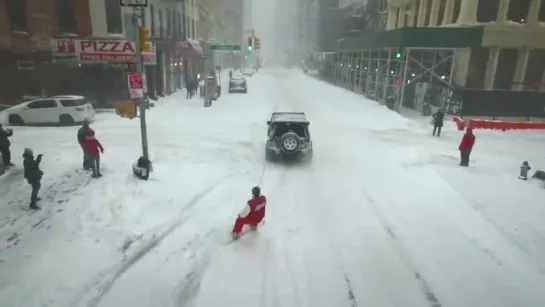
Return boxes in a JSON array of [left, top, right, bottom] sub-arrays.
[[106, 0, 123, 34], [166, 8, 171, 38], [158, 9, 163, 38], [172, 10, 177, 39], [173, 11, 178, 40], [141, 7, 146, 27], [58, 0, 77, 34], [187, 18, 191, 39], [192, 20, 196, 39], [182, 15, 187, 39], [7, 0, 28, 32], [177, 12, 183, 40], [150, 5, 155, 36]]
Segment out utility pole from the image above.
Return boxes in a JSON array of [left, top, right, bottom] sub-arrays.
[[132, 9, 149, 160]]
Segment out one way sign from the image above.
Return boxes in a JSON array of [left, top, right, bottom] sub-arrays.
[[119, 0, 148, 7]]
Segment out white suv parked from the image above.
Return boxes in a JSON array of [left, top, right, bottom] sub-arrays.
[[6, 95, 95, 126]]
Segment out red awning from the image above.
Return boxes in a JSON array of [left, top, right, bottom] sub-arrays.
[[180, 39, 203, 56]]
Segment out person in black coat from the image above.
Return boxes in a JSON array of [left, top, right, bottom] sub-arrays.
[[0, 124, 14, 167], [186, 79, 194, 99], [23, 148, 43, 210], [432, 109, 445, 137], [77, 119, 92, 170]]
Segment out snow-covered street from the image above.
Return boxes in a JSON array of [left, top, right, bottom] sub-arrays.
[[1, 68, 545, 307]]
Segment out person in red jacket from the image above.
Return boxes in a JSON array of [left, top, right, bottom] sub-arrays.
[[232, 186, 266, 240], [459, 128, 475, 167], [84, 129, 104, 177]]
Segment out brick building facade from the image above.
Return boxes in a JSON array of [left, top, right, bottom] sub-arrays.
[[0, 0, 98, 100]]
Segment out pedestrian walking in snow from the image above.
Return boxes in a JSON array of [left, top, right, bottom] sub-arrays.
[[84, 129, 104, 178], [23, 148, 43, 210], [0, 124, 14, 167], [231, 187, 267, 240], [458, 128, 475, 167], [186, 79, 194, 99], [432, 109, 445, 137], [193, 76, 199, 96], [519, 161, 531, 180], [77, 119, 93, 170]]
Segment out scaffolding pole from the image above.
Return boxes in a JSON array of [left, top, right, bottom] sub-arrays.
[[374, 49, 382, 97], [364, 50, 372, 95], [358, 51, 365, 88], [383, 49, 392, 103], [399, 50, 411, 110]]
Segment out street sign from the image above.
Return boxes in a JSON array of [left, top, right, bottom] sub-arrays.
[[208, 44, 241, 51], [120, 0, 148, 7], [128, 72, 144, 99]]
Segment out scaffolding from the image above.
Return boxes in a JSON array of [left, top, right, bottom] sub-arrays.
[[323, 48, 456, 112], [320, 27, 484, 113]]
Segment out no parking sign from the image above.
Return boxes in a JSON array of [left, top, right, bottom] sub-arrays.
[[127, 72, 144, 99]]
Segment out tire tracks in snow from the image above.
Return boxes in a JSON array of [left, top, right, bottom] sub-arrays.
[[362, 192, 443, 307], [77, 172, 243, 307], [173, 226, 226, 307], [344, 275, 358, 307]]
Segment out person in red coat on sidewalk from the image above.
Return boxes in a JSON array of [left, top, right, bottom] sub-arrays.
[[232, 186, 267, 240], [459, 128, 475, 167], [84, 129, 104, 177]]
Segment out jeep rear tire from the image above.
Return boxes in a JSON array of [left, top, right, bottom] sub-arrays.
[[280, 132, 300, 153]]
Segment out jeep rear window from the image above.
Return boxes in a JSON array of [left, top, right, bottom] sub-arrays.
[[60, 99, 87, 107], [274, 123, 307, 138]]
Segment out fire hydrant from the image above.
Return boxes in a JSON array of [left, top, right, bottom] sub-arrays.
[[519, 161, 531, 180]]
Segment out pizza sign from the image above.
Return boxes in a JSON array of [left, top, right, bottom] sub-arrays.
[[51, 38, 156, 64]]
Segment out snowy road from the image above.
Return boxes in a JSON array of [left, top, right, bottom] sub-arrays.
[[1, 69, 545, 307]]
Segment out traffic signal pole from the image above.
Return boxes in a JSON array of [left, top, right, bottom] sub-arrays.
[[132, 10, 149, 160]]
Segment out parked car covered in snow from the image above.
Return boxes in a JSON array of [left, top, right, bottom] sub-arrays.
[[265, 112, 313, 161], [228, 74, 247, 93], [5, 95, 95, 126], [0, 104, 12, 112], [241, 68, 254, 77]]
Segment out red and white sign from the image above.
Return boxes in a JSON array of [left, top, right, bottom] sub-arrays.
[[129, 88, 143, 99], [128, 72, 143, 89], [128, 72, 144, 99], [51, 38, 156, 64]]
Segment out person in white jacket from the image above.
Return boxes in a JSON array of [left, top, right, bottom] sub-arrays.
[[232, 187, 267, 239]]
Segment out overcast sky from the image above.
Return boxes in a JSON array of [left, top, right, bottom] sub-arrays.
[[246, 0, 296, 61]]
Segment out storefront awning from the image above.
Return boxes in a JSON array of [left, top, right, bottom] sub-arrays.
[[180, 39, 203, 56]]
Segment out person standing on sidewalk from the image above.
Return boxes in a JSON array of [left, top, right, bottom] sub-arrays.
[[459, 128, 475, 167], [77, 119, 92, 170], [432, 109, 445, 137], [23, 148, 43, 210], [84, 129, 104, 178], [0, 124, 14, 168]]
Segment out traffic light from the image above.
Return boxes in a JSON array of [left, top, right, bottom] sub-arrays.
[[139, 27, 152, 52], [254, 38, 261, 50], [395, 47, 403, 59], [247, 36, 254, 51]]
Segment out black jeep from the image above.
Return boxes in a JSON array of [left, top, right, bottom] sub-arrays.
[[265, 112, 313, 161]]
